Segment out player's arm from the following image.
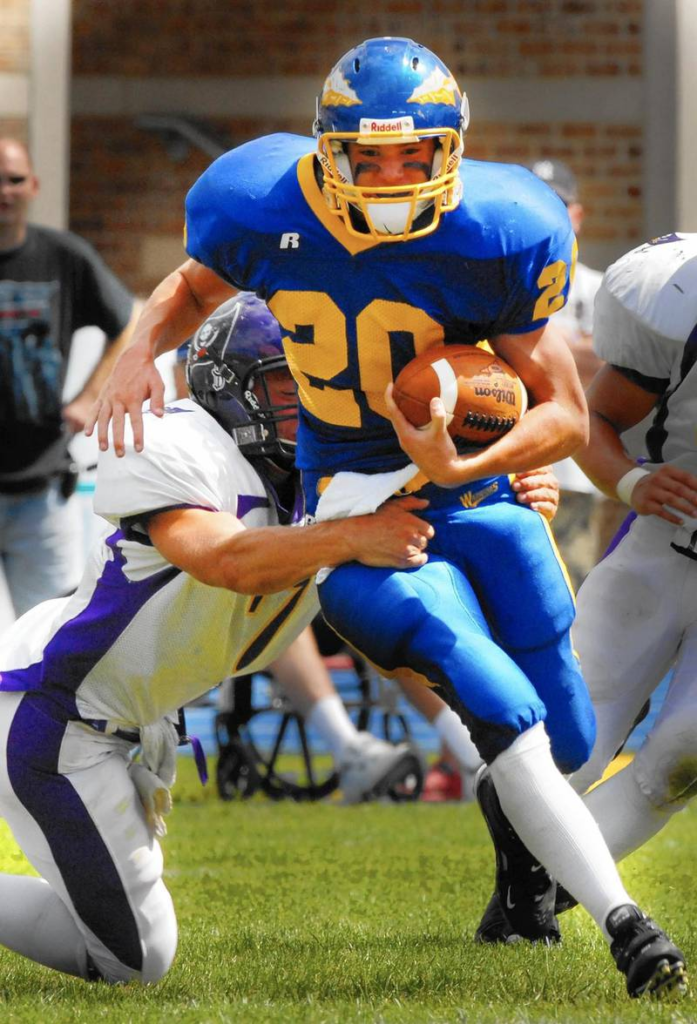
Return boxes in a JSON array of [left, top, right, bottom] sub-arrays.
[[62, 301, 142, 433], [147, 495, 434, 594], [85, 259, 236, 456], [546, 315, 603, 391], [385, 322, 588, 488], [574, 364, 697, 524]]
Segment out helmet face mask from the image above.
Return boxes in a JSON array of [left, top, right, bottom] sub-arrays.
[[314, 37, 469, 242], [318, 126, 463, 241], [186, 294, 297, 465]]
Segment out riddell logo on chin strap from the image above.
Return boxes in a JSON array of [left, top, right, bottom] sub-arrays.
[[280, 233, 300, 249]]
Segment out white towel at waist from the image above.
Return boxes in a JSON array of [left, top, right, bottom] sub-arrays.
[[312, 463, 420, 583]]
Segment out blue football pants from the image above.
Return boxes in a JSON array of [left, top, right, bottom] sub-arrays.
[[319, 498, 595, 771]]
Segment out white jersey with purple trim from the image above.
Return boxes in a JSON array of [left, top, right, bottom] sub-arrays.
[[0, 400, 318, 728], [593, 232, 697, 476], [569, 234, 697, 820]]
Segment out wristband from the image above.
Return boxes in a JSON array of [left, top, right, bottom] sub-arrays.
[[615, 466, 650, 505]]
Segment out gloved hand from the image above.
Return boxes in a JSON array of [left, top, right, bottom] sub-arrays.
[[130, 712, 179, 837], [140, 714, 179, 787]]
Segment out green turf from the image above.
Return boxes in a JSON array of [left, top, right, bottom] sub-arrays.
[[0, 758, 694, 1023]]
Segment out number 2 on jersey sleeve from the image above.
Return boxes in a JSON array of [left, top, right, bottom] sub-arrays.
[[532, 241, 576, 322]]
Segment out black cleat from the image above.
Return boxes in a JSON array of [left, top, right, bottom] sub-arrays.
[[476, 772, 561, 944], [607, 904, 688, 999], [555, 882, 578, 915], [475, 892, 522, 944]]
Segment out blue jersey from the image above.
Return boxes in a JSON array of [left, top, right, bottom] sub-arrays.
[[185, 133, 576, 474]]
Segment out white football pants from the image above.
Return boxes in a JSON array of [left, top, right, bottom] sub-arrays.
[[571, 514, 697, 809], [0, 691, 177, 983]]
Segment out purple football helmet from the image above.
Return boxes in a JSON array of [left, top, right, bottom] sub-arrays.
[[186, 292, 296, 462]]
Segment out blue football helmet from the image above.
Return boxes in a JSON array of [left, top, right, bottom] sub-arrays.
[[313, 37, 469, 242], [186, 293, 296, 463]]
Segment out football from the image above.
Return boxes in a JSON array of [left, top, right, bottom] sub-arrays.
[[392, 344, 528, 447]]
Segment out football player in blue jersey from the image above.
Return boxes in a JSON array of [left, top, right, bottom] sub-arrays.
[[87, 38, 686, 997]]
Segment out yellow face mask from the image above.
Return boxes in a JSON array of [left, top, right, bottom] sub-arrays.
[[317, 126, 464, 243]]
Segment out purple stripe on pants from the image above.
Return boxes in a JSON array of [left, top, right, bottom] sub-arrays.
[[7, 694, 143, 972]]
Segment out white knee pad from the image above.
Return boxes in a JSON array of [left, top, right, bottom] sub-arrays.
[[88, 887, 178, 985], [89, 933, 177, 985], [633, 711, 697, 809]]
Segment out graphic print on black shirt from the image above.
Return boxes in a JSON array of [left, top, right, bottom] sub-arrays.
[[0, 224, 133, 480], [0, 280, 62, 427]]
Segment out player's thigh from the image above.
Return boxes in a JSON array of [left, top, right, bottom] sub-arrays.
[[434, 503, 576, 651], [427, 504, 594, 769], [631, 627, 697, 807], [568, 546, 681, 793], [319, 557, 547, 763], [3, 484, 83, 614], [574, 539, 679, 743], [0, 695, 176, 983]]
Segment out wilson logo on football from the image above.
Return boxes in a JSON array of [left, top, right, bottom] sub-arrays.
[[392, 344, 527, 449], [473, 386, 518, 407]]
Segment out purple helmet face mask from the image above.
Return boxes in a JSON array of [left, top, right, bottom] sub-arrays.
[[187, 293, 296, 461]]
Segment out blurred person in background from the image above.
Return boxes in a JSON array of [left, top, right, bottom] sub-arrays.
[[0, 138, 138, 632]]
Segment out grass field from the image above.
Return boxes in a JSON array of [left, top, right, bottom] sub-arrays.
[[0, 758, 694, 1024]]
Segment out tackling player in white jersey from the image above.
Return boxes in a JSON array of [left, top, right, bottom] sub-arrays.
[[569, 231, 697, 835], [477, 234, 697, 991], [0, 293, 434, 984]]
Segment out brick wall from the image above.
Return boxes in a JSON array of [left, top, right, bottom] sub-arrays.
[[0, 0, 30, 74], [69, 1, 645, 292], [0, 0, 29, 155], [72, 0, 642, 79], [70, 115, 307, 294], [466, 122, 643, 248]]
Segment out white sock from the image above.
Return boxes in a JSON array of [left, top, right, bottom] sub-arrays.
[[0, 875, 90, 977], [306, 695, 358, 764], [489, 723, 635, 941], [432, 707, 484, 772], [583, 762, 677, 863]]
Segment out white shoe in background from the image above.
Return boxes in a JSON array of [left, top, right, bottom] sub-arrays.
[[339, 732, 421, 803]]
